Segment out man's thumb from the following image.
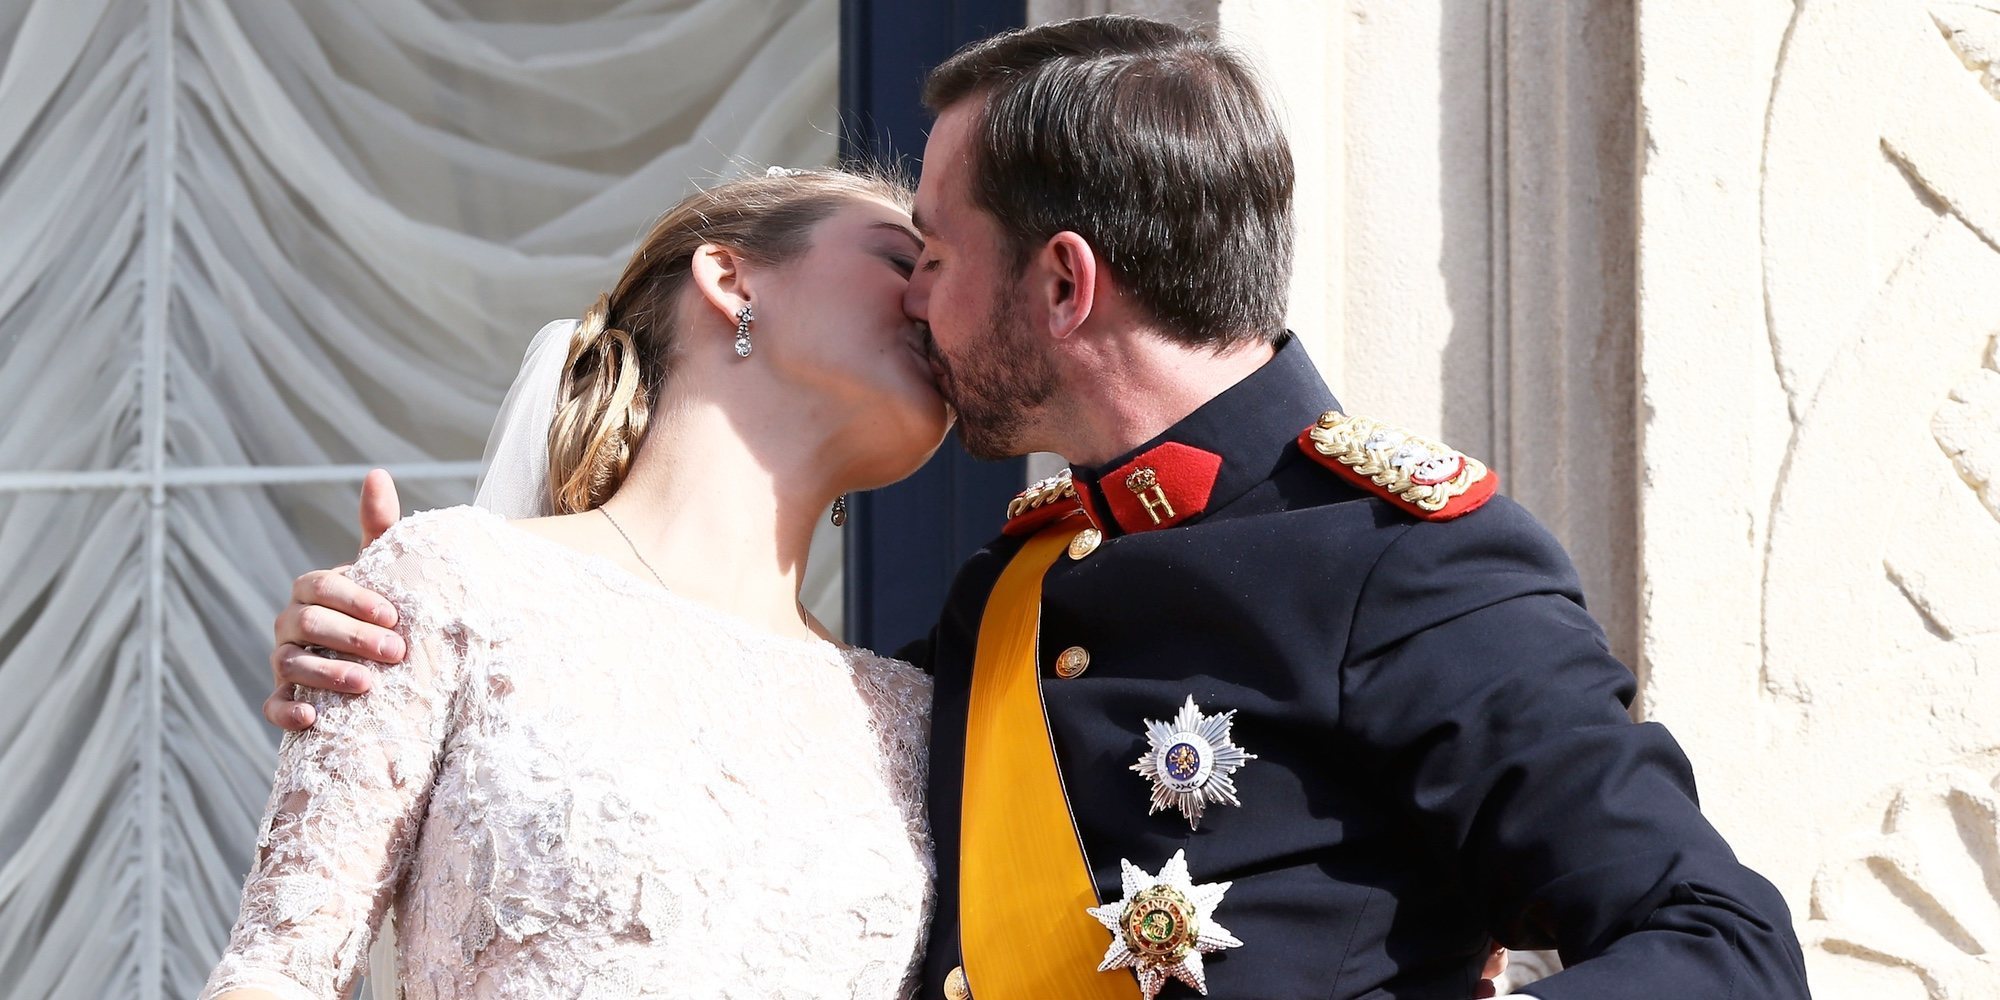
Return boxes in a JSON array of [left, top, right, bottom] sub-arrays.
[[359, 468, 402, 550]]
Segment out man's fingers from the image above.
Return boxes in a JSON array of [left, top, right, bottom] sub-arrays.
[[263, 687, 316, 731], [359, 468, 401, 550], [275, 601, 404, 663], [272, 642, 377, 695], [290, 568, 397, 630]]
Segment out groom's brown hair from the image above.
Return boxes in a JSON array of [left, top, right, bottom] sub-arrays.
[[923, 15, 1294, 350]]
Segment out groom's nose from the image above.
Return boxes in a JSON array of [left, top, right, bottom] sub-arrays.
[[902, 270, 930, 323]]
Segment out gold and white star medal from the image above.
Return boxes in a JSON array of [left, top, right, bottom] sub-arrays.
[[1131, 696, 1256, 829], [1086, 850, 1242, 998]]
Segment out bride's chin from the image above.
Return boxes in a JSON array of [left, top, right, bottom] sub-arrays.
[[848, 424, 951, 491]]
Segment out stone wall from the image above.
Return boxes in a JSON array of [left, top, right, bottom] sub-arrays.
[[1638, 2, 2000, 996]]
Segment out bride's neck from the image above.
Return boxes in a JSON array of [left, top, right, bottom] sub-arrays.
[[597, 398, 838, 641]]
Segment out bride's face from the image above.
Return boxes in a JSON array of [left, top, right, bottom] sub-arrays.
[[752, 197, 950, 489]]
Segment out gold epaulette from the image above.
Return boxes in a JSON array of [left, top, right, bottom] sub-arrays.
[[1297, 410, 1498, 521], [1003, 469, 1086, 536]]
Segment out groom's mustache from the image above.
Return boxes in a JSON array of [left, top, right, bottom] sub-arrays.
[[920, 325, 949, 378], [918, 324, 964, 413]]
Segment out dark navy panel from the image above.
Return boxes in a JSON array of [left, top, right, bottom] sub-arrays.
[[839, 0, 1027, 652]]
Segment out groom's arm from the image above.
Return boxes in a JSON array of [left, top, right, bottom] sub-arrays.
[[1341, 498, 1808, 998], [893, 629, 936, 674], [263, 470, 407, 731]]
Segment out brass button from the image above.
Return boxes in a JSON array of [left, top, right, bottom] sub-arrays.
[[1067, 526, 1103, 560], [1055, 646, 1091, 679], [944, 965, 971, 1000]]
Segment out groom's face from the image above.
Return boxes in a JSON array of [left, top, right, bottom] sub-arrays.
[[906, 102, 1060, 460]]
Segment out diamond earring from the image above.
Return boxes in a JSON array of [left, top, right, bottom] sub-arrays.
[[734, 304, 753, 358]]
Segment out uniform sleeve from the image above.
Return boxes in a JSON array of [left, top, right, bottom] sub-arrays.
[[1338, 499, 1809, 1000], [200, 518, 475, 1000], [895, 628, 937, 674]]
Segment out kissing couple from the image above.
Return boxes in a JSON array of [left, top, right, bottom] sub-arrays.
[[204, 14, 1810, 1000]]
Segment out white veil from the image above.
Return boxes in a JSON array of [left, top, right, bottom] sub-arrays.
[[472, 319, 577, 518]]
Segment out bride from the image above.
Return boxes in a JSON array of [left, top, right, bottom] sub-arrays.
[[201, 167, 946, 999]]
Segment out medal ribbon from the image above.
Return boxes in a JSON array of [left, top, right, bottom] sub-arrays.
[[959, 522, 1138, 999]]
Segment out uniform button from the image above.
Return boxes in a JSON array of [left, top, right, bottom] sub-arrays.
[[1066, 526, 1102, 560], [944, 965, 971, 1000], [1055, 646, 1091, 679]]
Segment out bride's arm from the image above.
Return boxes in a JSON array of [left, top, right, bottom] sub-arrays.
[[201, 515, 472, 1000]]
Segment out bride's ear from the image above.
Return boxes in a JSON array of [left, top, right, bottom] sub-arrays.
[[689, 243, 753, 329]]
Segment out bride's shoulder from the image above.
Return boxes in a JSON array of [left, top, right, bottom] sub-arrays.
[[848, 648, 934, 699], [351, 505, 511, 589], [360, 503, 503, 556], [345, 505, 535, 635]]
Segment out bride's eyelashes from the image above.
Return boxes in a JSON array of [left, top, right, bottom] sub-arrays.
[[889, 255, 917, 277]]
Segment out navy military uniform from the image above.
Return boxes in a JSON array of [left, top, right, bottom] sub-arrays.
[[901, 335, 1809, 999]]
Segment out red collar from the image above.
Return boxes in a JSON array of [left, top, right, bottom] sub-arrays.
[[1006, 333, 1339, 538], [1086, 441, 1223, 535]]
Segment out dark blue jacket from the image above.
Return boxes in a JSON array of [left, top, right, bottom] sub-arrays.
[[904, 336, 1809, 999]]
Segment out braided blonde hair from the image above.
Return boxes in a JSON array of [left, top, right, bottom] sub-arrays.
[[546, 167, 911, 514]]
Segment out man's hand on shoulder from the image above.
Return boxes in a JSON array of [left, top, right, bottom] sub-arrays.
[[262, 469, 407, 731]]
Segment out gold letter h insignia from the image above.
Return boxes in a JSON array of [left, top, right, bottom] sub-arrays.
[[1124, 467, 1176, 525]]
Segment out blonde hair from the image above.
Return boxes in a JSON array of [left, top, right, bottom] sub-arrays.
[[546, 167, 912, 514]]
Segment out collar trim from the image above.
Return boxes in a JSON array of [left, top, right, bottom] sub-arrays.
[[1098, 442, 1223, 534]]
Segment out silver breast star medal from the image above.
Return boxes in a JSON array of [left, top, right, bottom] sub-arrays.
[[1087, 850, 1242, 998], [1131, 696, 1256, 829]]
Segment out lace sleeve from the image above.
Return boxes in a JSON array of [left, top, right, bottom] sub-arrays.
[[201, 513, 481, 1000]]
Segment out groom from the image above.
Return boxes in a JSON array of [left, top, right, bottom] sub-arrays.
[[263, 15, 1810, 1000]]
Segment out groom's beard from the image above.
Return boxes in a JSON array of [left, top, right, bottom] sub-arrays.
[[925, 294, 1057, 461]]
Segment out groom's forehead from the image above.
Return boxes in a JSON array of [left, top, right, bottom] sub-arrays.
[[909, 187, 959, 241]]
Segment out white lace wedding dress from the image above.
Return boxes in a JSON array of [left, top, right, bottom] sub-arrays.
[[200, 506, 935, 1000]]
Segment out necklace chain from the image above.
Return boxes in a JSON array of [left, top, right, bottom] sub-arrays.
[[599, 506, 670, 591], [597, 505, 819, 633]]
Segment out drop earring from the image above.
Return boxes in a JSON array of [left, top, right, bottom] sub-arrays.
[[733, 304, 754, 358], [830, 495, 848, 527]]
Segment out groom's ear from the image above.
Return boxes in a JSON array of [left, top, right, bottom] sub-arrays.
[[689, 243, 752, 327], [1037, 231, 1098, 341]]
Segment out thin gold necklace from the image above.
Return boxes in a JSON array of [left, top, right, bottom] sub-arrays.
[[598, 504, 820, 635], [598, 506, 669, 591]]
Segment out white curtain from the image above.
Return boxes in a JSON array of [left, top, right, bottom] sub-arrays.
[[0, 1, 839, 996]]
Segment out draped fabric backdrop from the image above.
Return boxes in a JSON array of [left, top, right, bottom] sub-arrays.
[[0, 2, 839, 996]]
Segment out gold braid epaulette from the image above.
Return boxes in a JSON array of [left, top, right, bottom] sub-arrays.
[[1002, 468, 1088, 536], [1007, 469, 1077, 519], [1297, 410, 1499, 521]]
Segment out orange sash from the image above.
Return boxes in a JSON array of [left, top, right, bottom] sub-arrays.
[[958, 523, 1138, 999]]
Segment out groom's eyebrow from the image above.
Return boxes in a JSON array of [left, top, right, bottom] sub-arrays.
[[871, 221, 923, 249], [909, 209, 932, 237]]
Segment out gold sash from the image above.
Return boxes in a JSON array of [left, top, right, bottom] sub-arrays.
[[959, 523, 1137, 999]]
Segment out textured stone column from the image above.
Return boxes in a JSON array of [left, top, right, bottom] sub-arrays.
[[1636, 2, 2000, 996]]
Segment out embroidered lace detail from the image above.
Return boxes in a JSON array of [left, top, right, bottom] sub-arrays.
[[202, 507, 934, 999]]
